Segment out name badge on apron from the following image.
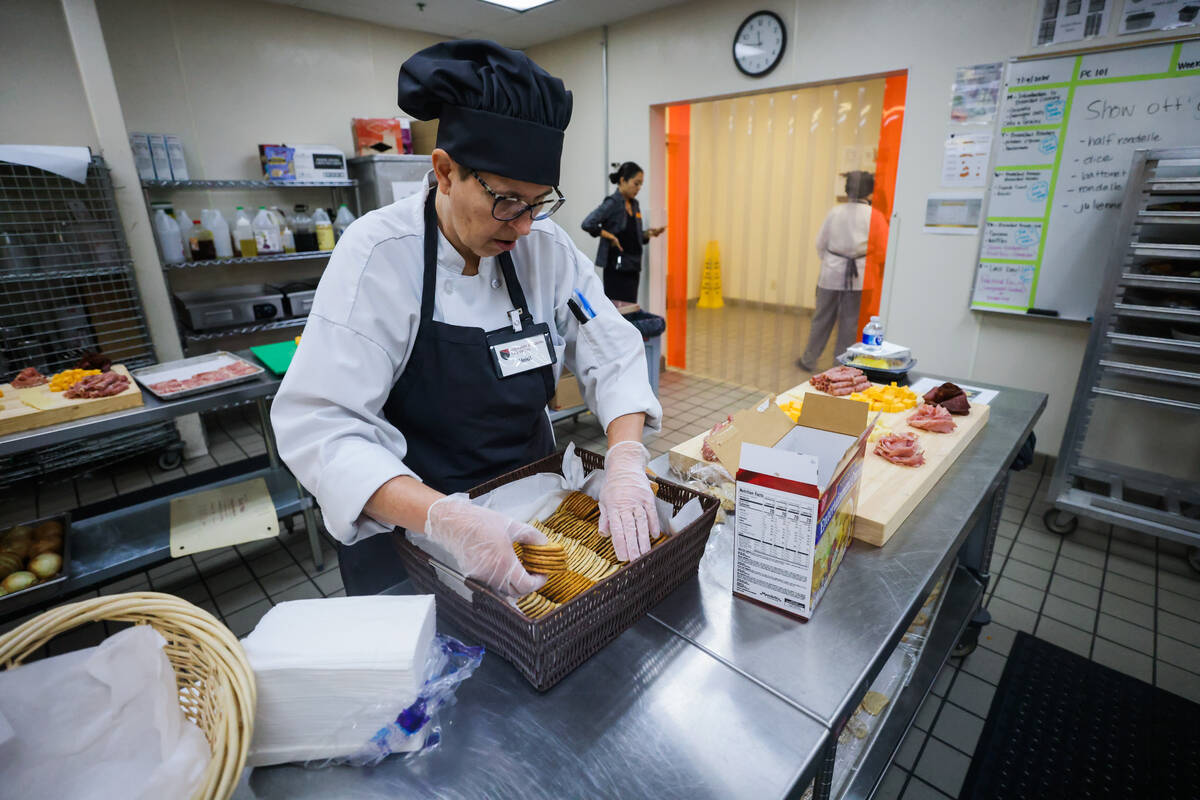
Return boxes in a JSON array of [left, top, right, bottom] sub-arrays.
[[486, 321, 557, 379]]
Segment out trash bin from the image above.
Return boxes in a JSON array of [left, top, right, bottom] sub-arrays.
[[624, 310, 665, 396]]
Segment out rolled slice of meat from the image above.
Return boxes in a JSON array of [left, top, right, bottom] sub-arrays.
[[908, 403, 956, 433], [874, 432, 925, 467], [11, 367, 48, 388], [64, 372, 130, 399], [701, 416, 733, 462]]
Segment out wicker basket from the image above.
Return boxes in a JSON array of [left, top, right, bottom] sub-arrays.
[[0, 591, 256, 800], [394, 448, 719, 691]]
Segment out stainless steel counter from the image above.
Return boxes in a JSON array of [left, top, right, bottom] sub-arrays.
[[649, 378, 1045, 727], [232, 375, 1045, 800], [236, 611, 831, 800]]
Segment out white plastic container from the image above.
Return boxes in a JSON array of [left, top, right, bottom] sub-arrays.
[[334, 204, 356, 241], [253, 206, 283, 254], [173, 207, 193, 259], [232, 207, 256, 257], [153, 209, 185, 264], [201, 209, 233, 258], [313, 207, 335, 251]]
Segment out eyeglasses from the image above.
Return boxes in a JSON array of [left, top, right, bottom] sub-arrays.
[[471, 170, 566, 221]]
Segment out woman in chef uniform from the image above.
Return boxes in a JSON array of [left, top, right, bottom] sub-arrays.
[[272, 40, 662, 597]]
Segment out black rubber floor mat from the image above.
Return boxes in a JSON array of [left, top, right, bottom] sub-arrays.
[[960, 631, 1200, 800]]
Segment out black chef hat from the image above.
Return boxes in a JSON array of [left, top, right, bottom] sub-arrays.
[[398, 39, 572, 187]]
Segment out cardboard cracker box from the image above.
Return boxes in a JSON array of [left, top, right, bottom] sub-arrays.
[[733, 393, 872, 620], [550, 371, 585, 411]]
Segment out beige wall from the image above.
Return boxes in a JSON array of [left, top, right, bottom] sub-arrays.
[[96, 0, 440, 180], [0, 0, 99, 147], [526, 29, 608, 260], [687, 80, 885, 305], [542, 0, 1188, 454]]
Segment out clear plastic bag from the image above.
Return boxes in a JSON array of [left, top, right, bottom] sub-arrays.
[[304, 634, 484, 768]]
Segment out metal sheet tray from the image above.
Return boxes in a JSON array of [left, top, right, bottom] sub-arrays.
[[130, 351, 264, 401], [0, 512, 71, 610]]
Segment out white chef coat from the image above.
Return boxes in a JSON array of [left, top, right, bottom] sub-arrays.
[[271, 177, 662, 545], [815, 201, 876, 291]]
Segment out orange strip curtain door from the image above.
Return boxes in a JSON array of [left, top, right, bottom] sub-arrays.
[[665, 104, 690, 369], [858, 73, 907, 337]]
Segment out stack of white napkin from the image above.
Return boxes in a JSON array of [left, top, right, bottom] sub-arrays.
[[242, 595, 436, 766]]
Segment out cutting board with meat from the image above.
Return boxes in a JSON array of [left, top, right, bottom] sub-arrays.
[[668, 375, 990, 547], [0, 365, 143, 438]]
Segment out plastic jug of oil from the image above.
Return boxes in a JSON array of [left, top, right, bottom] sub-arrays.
[[187, 219, 217, 261], [253, 206, 282, 254], [313, 207, 335, 251], [334, 204, 356, 241], [291, 204, 317, 252], [233, 207, 256, 257], [201, 209, 233, 258]]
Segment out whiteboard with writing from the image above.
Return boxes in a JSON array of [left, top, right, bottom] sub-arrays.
[[971, 39, 1200, 320]]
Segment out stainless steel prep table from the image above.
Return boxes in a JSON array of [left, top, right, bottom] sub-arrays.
[[232, 376, 1044, 800], [0, 351, 325, 618], [236, 609, 832, 800]]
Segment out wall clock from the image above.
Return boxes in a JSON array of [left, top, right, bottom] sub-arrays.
[[733, 10, 786, 78]]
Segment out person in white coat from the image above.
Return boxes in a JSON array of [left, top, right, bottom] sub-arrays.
[[271, 40, 662, 597], [798, 171, 888, 371]]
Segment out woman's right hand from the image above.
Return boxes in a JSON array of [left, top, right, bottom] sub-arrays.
[[425, 494, 547, 596], [602, 230, 623, 252]]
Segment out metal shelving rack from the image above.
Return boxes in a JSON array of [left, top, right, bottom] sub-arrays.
[[142, 177, 358, 348], [0, 155, 180, 485], [1045, 147, 1200, 564]]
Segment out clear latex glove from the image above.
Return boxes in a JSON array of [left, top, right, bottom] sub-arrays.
[[425, 494, 548, 596], [598, 441, 660, 562]]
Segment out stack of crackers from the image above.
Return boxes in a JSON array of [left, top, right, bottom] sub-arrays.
[[512, 490, 673, 620]]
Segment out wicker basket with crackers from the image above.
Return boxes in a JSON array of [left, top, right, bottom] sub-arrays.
[[394, 448, 719, 691]]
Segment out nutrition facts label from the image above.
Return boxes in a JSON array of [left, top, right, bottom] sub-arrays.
[[734, 482, 818, 614]]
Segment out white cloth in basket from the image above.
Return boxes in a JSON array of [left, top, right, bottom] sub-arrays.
[[0, 624, 210, 800]]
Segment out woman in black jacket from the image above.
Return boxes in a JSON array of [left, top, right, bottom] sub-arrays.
[[581, 161, 665, 303]]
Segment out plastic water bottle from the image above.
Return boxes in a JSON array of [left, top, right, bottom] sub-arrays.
[[862, 316, 885, 352], [201, 209, 233, 258], [334, 204, 356, 241], [153, 209, 185, 264], [233, 207, 256, 257], [313, 207, 335, 251], [253, 206, 282, 254]]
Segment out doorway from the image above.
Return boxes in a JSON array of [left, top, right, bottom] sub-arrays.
[[659, 72, 907, 392]]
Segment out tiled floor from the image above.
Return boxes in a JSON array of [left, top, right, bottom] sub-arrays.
[[684, 303, 836, 392], [876, 460, 1200, 800]]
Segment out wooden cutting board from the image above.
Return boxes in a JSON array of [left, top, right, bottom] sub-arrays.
[[668, 381, 991, 547], [0, 365, 144, 437]]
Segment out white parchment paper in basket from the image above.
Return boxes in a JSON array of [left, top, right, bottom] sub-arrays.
[[406, 444, 705, 576]]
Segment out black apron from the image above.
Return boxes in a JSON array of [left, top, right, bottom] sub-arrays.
[[337, 190, 556, 596]]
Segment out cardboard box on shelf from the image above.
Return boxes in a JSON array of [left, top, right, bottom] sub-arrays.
[[732, 393, 871, 621], [164, 134, 189, 180], [147, 134, 172, 180], [351, 118, 413, 157], [258, 144, 347, 183], [550, 371, 585, 411]]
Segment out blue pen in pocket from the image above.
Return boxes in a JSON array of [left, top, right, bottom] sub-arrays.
[[573, 290, 597, 319]]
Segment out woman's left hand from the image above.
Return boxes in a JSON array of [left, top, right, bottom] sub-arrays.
[[598, 441, 659, 562], [648, 226, 667, 237]]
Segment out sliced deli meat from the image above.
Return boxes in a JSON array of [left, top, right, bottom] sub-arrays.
[[922, 382, 970, 415], [907, 403, 956, 433], [874, 432, 925, 467], [10, 367, 48, 388], [64, 372, 130, 398], [701, 416, 733, 462], [812, 366, 871, 396]]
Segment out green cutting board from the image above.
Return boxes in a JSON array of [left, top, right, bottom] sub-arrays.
[[251, 340, 298, 376]]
